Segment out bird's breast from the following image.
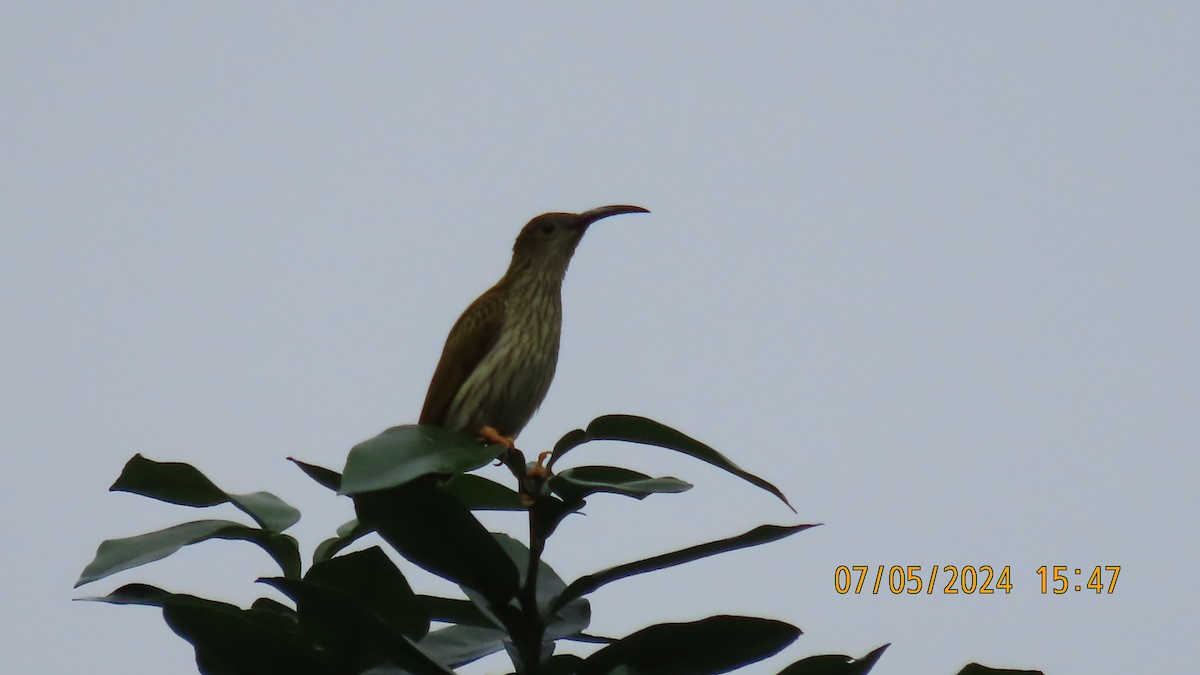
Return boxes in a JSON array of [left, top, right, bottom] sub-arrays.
[[446, 282, 564, 438]]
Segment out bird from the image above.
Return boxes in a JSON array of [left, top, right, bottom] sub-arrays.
[[419, 205, 650, 451]]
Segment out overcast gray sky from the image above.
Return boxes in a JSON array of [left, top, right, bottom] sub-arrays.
[[3, 3, 1196, 674]]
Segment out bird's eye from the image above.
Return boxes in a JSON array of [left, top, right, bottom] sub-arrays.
[[540, 222, 555, 235]]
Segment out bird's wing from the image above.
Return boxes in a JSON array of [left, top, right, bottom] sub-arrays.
[[419, 287, 506, 427]]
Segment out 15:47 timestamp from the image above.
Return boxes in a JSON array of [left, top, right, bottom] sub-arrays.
[[1036, 565, 1121, 594]]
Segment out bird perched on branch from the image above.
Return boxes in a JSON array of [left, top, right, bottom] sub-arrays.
[[420, 205, 649, 450]]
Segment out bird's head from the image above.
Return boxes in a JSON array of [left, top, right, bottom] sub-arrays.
[[510, 205, 649, 276]]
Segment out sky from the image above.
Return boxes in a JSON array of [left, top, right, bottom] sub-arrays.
[[2, 3, 1197, 674]]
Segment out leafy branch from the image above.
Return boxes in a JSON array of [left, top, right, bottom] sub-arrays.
[[77, 415, 1042, 675]]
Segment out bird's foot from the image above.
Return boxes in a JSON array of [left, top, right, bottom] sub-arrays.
[[526, 451, 553, 479], [517, 452, 553, 506], [479, 425, 516, 449]]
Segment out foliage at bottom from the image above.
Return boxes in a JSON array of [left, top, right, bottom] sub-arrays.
[[77, 414, 1042, 675]]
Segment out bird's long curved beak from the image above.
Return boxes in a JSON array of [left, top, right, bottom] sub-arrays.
[[578, 204, 650, 226]]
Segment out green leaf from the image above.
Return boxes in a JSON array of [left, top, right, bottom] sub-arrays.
[[288, 457, 342, 491], [261, 577, 453, 675], [550, 415, 794, 511], [76, 519, 301, 587], [777, 644, 890, 674], [312, 519, 371, 564], [353, 480, 519, 610], [955, 666, 1045, 675], [304, 546, 428, 641], [443, 474, 526, 510], [340, 425, 504, 495], [552, 524, 816, 612], [550, 466, 692, 502], [111, 454, 301, 531], [419, 534, 593, 668], [492, 534, 588, 629], [162, 594, 324, 675], [551, 428, 589, 457], [417, 624, 510, 669], [578, 615, 800, 675]]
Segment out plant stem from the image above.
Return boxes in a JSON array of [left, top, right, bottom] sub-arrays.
[[500, 447, 549, 674], [513, 501, 547, 673]]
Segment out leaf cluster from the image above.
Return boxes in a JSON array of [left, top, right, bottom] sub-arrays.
[[77, 415, 1040, 675]]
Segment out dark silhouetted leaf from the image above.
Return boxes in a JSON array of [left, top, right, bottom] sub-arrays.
[[76, 519, 301, 587], [549, 415, 794, 511], [578, 615, 800, 675], [246, 597, 301, 635], [777, 644, 890, 674], [417, 595, 495, 627], [956, 665, 1045, 675], [162, 594, 324, 675], [410, 534, 593, 667], [250, 597, 294, 614], [550, 466, 691, 502], [443, 474, 525, 510], [340, 425, 504, 495], [544, 654, 586, 675], [79, 584, 300, 640], [77, 582, 173, 607], [289, 457, 342, 491], [493, 534, 590, 636], [354, 480, 519, 610], [552, 524, 816, 612], [551, 428, 589, 458], [312, 519, 371, 564], [111, 454, 300, 531], [305, 546, 427, 640], [560, 633, 616, 645], [494, 530, 592, 653], [530, 494, 586, 540], [262, 577, 452, 674]]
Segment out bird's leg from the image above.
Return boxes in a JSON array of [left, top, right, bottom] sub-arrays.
[[478, 427, 551, 505], [481, 425, 523, 471], [526, 451, 553, 478], [516, 452, 553, 507], [479, 425, 516, 449]]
